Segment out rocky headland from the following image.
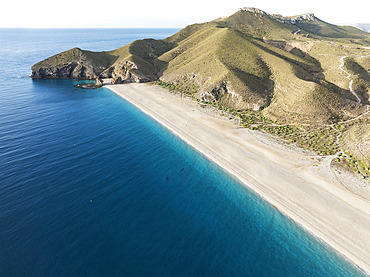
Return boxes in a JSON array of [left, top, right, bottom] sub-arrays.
[[31, 7, 370, 178], [31, 8, 369, 115]]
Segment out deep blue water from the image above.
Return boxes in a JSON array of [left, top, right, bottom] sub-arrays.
[[0, 29, 367, 276]]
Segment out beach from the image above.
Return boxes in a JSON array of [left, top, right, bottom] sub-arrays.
[[106, 83, 370, 274]]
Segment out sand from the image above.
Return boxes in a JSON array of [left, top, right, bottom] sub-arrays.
[[106, 83, 370, 274]]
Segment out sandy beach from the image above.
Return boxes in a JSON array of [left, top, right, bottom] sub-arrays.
[[106, 83, 370, 274]]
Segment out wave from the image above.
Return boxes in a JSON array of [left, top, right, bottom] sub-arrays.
[[17, 75, 31, 79]]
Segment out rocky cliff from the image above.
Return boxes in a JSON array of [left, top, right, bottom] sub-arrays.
[[32, 39, 173, 84], [32, 61, 95, 79], [31, 48, 117, 79]]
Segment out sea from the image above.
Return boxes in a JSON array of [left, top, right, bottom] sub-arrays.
[[0, 29, 367, 276]]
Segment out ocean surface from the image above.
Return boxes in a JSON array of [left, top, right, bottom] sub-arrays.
[[0, 29, 366, 276]]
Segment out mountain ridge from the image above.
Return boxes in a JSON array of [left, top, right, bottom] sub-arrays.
[[31, 7, 370, 121], [31, 7, 370, 176]]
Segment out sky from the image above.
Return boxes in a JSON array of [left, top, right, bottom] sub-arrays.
[[1, 0, 369, 28]]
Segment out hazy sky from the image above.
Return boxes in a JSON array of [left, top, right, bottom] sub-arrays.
[[1, 0, 369, 28]]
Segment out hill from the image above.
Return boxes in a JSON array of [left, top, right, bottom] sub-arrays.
[[31, 8, 370, 177], [31, 48, 117, 79]]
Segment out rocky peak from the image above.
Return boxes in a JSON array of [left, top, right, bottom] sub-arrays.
[[271, 13, 316, 24], [291, 13, 316, 21], [239, 7, 269, 15], [239, 8, 317, 24]]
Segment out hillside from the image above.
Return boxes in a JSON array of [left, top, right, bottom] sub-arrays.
[[31, 7, 370, 178], [31, 48, 117, 79]]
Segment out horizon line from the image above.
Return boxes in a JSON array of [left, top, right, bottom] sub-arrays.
[[0, 26, 183, 29], [1, 21, 370, 30]]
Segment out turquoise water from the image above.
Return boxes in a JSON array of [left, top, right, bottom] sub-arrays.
[[0, 29, 367, 276]]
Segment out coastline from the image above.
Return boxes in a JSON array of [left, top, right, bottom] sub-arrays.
[[106, 83, 370, 275]]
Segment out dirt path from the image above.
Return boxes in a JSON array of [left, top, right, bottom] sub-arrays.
[[339, 56, 361, 103]]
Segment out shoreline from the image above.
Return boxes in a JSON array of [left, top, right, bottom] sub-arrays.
[[106, 83, 370, 275]]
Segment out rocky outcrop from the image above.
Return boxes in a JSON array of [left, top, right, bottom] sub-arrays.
[[198, 83, 228, 103], [274, 13, 316, 24], [95, 77, 103, 87], [239, 7, 268, 15], [240, 8, 316, 24], [32, 52, 158, 83], [292, 13, 316, 21], [263, 39, 315, 53], [271, 13, 316, 24], [111, 76, 123, 84], [31, 48, 113, 80], [101, 60, 154, 84], [31, 39, 173, 83], [31, 61, 96, 79]]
